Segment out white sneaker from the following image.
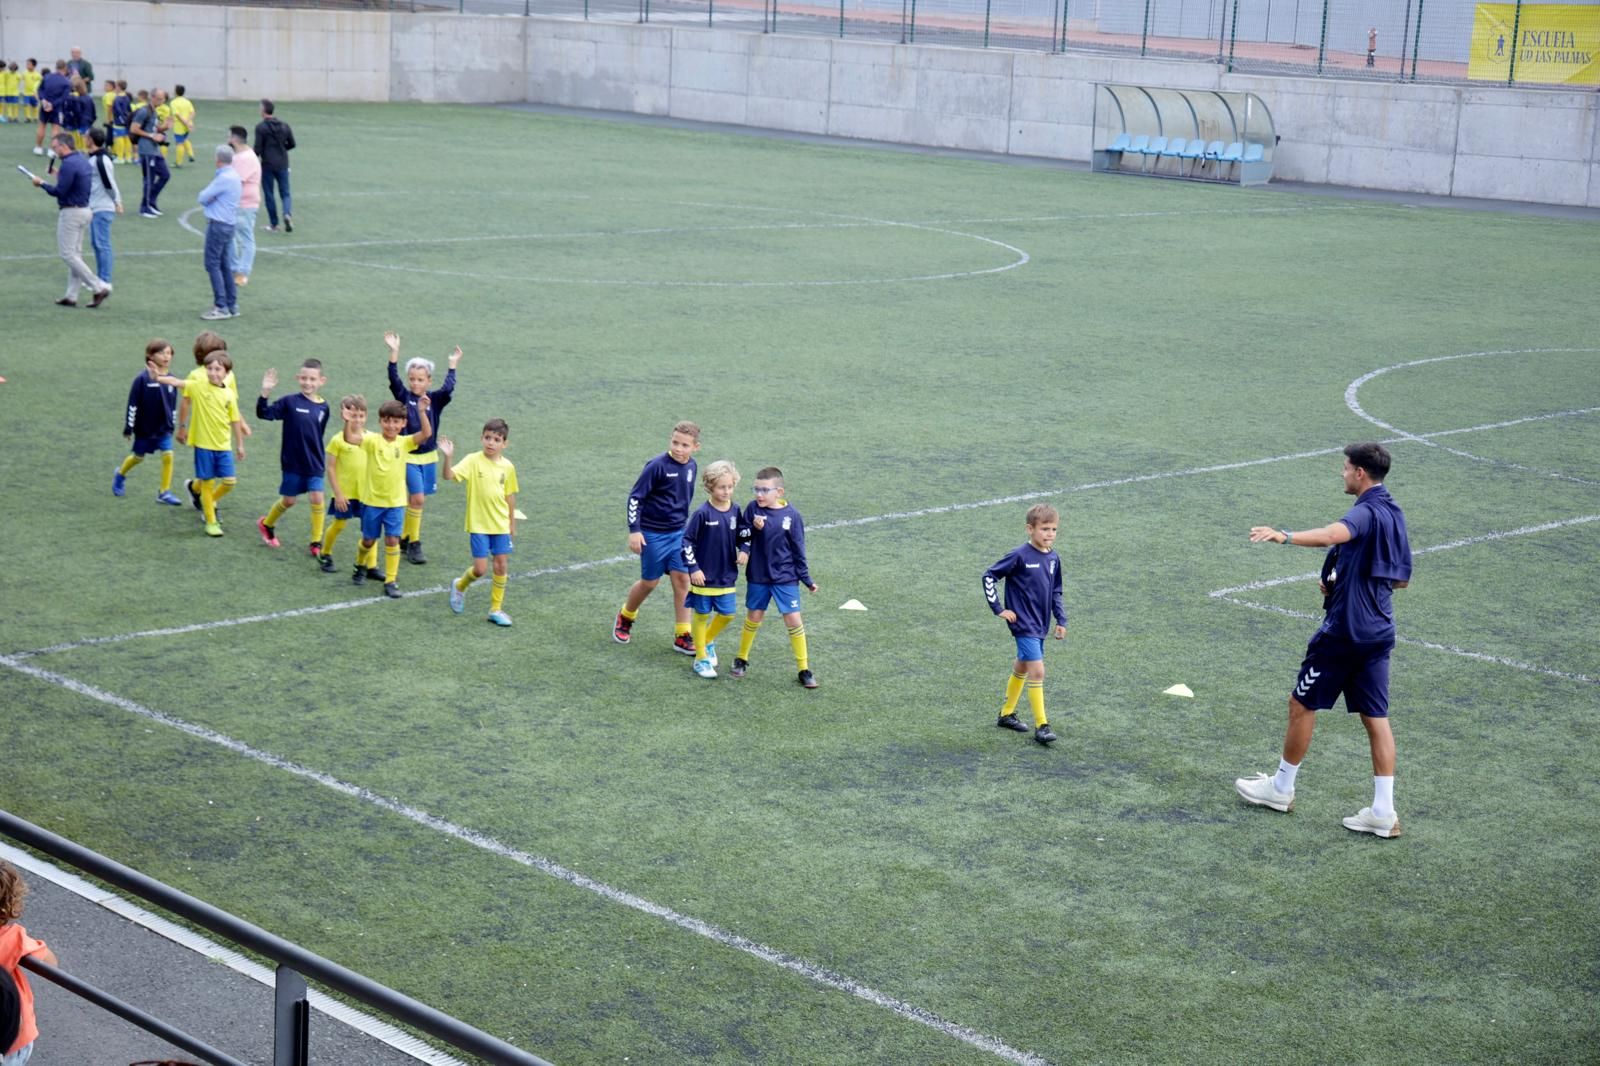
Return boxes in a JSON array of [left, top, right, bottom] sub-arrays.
[[692, 658, 717, 679], [1342, 807, 1401, 838], [448, 585, 465, 614], [32, 146, 44, 155], [1234, 772, 1294, 812], [705, 642, 717, 668], [200, 307, 231, 321]]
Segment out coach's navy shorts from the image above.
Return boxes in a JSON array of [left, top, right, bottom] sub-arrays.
[[1291, 629, 1394, 718]]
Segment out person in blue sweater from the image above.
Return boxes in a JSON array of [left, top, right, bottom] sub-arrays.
[[983, 504, 1067, 745], [730, 466, 819, 688], [681, 460, 748, 680], [612, 422, 701, 654], [255, 360, 331, 555], [31, 132, 111, 307], [114, 339, 184, 504]]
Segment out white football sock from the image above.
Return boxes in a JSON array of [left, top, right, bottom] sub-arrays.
[[1272, 758, 1299, 794], [1372, 775, 1395, 819]]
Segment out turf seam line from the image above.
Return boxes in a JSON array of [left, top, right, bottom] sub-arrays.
[[0, 656, 1052, 1066], [0, 843, 469, 1065], [14, 405, 1595, 660]]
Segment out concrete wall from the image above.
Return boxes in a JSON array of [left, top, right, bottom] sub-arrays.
[[4, 0, 1596, 206]]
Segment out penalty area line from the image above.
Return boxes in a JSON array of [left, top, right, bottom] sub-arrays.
[[0, 653, 1052, 1066]]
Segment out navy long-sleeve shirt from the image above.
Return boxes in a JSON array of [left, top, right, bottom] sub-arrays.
[[984, 543, 1067, 638], [38, 72, 70, 113], [627, 452, 697, 534], [41, 152, 93, 209], [125, 370, 177, 439], [256, 393, 331, 477], [386, 360, 453, 459], [739, 500, 813, 587], [681, 502, 746, 590]]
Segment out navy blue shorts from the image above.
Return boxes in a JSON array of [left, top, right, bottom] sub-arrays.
[[131, 432, 173, 457], [1291, 629, 1394, 718], [278, 472, 325, 497], [330, 498, 364, 521]]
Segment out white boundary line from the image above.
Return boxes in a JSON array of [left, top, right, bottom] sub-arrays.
[[0, 654, 1051, 1066], [1345, 347, 1600, 486], [14, 405, 1599, 661], [1209, 514, 1600, 684], [0, 843, 469, 1066]]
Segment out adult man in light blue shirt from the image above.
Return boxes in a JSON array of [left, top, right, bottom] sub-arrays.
[[198, 144, 242, 320]]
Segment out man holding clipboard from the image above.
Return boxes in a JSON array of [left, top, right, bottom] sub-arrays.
[[24, 133, 112, 307]]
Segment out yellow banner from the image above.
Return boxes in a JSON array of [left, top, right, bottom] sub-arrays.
[[1470, 4, 1600, 85]]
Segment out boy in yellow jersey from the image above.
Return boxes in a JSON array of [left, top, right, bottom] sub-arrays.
[[158, 351, 248, 537], [177, 331, 242, 511], [358, 397, 432, 599], [154, 92, 172, 160], [21, 59, 42, 123], [437, 421, 519, 627], [1, 62, 17, 123], [169, 85, 195, 166], [321, 396, 379, 578], [100, 79, 115, 130]]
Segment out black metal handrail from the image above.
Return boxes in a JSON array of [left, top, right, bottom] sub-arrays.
[[0, 810, 553, 1066]]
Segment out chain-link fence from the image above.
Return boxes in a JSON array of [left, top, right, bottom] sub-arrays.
[[172, 0, 1600, 87]]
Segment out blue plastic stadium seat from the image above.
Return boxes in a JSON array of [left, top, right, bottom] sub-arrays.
[[1242, 142, 1265, 163], [1162, 137, 1187, 158], [1126, 134, 1151, 155], [1179, 138, 1207, 176], [1218, 141, 1244, 179], [1107, 132, 1131, 153], [1141, 136, 1168, 171], [1200, 140, 1225, 176]]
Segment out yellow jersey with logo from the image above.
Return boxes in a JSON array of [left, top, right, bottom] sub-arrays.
[[325, 433, 368, 503], [360, 432, 421, 508], [182, 380, 240, 452], [450, 451, 518, 534]]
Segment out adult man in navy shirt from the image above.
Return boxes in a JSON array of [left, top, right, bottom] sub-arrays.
[[31, 132, 112, 307], [1236, 443, 1413, 838]]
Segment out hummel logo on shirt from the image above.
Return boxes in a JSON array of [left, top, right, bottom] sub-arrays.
[[1025, 563, 1040, 569], [665, 472, 679, 478]]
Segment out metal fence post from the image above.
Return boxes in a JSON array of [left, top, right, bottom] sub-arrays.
[[1397, 0, 1413, 80], [708, 0, 713, 26], [908, 0, 917, 42], [983, 0, 992, 47], [274, 966, 310, 1066], [1226, 0, 1240, 72], [1314, 0, 1329, 73], [1140, 0, 1151, 55], [1507, 0, 1524, 85], [1059, 0, 1069, 52], [839, 0, 845, 37], [1409, 0, 1424, 80]]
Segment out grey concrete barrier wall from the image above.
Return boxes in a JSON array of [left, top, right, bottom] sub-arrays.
[[4, 0, 1596, 206]]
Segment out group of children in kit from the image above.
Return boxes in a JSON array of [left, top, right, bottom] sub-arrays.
[[0, 59, 199, 165], [116, 329, 523, 625], [609, 422, 824, 688]]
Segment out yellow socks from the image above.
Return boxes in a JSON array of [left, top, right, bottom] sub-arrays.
[[384, 543, 401, 582], [1026, 681, 1047, 728], [362, 541, 378, 568], [212, 479, 235, 505], [619, 605, 639, 622], [674, 620, 692, 639], [402, 507, 422, 542], [738, 617, 760, 660], [787, 623, 809, 672], [1001, 670, 1027, 714], [490, 575, 507, 613], [310, 502, 326, 544], [706, 613, 734, 644], [323, 519, 346, 556], [456, 567, 480, 592], [118, 454, 142, 476], [159, 451, 174, 492], [200, 480, 218, 524], [265, 499, 289, 527], [691, 613, 711, 660]]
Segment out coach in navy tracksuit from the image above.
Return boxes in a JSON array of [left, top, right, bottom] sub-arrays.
[[34, 61, 71, 154], [32, 133, 112, 307]]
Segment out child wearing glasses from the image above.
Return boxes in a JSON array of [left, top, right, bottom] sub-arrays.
[[729, 466, 819, 688]]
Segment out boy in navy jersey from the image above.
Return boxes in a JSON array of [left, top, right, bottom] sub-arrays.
[[730, 467, 819, 688], [984, 504, 1067, 745], [613, 422, 702, 654], [255, 359, 331, 554], [114, 339, 184, 505], [682, 460, 748, 679], [1236, 443, 1412, 838], [384, 330, 460, 565]]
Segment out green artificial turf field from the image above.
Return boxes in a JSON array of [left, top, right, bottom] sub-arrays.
[[2, 102, 1597, 1065]]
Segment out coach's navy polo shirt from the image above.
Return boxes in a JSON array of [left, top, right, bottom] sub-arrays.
[[1320, 484, 1412, 644]]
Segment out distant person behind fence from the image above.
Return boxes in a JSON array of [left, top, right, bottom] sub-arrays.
[[254, 99, 295, 233]]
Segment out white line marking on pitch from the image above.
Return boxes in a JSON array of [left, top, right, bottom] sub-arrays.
[[0, 844, 468, 1065], [1209, 513, 1600, 684], [14, 405, 1598, 660], [0, 655, 1051, 1066], [1345, 347, 1600, 486]]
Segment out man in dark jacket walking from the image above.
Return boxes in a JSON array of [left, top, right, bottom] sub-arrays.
[[254, 99, 296, 232]]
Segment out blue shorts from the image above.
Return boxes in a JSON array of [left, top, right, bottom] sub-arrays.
[[638, 529, 687, 581], [278, 472, 325, 497], [1014, 636, 1045, 663], [686, 591, 737, 616], [1291, 629, 1394, 717], [404, 461, 438, 497], [360, 505, 405, 540], [746, 582, 802, 614], [469, 532, 514, 559], [193, 447, 235, 480], [24, 96, 37, 106], [330, 498, 364, 521], [112, 126, 128, 137], [175, 132, 189, 144], [131, 432, 173, 456]]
